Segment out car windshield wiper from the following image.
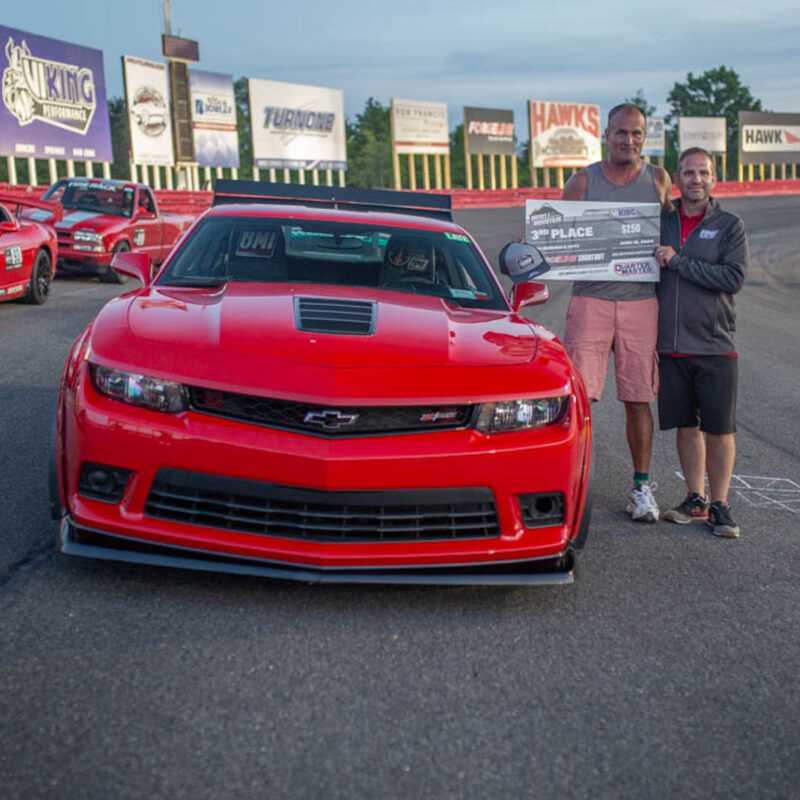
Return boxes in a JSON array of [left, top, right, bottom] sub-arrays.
[[159, 277, 228, 288]]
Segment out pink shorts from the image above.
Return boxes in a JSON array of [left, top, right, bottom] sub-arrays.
[[564, 295, 659, 403]]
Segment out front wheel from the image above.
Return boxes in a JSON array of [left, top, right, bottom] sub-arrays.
[[100, 241, 130, 284], [23, 248, 52, 305]]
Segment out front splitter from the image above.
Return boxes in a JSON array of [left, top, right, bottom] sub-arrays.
[[58, 516, 574, 586]]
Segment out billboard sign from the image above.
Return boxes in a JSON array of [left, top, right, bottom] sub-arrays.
[[463, 107, 514, 156], [528, 100, 601, 168], [123, 55, 175, 166], [678, 117, 726, 154], [391, 99, 449, 155], [189, 69, 239, 168], [739, 111, 800, 165], [248, 78, 346, 170], [0, 26, 112, 161], [642, 117, 665, 157]]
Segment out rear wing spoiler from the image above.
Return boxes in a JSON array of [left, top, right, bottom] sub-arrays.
[[0, 193, 63, 222], [212, 180, 452, 222]]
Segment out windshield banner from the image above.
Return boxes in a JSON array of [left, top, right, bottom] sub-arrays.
[[524, 199, 660, 282], [122, 55, 174, 166], [189, 69, 239, 168], [248, 78, 346, 170], [528, 100, 601, 168], [0, 25, 112, 162]]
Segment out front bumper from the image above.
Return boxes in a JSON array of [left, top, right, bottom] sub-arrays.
[[58, 369, 590, 576]]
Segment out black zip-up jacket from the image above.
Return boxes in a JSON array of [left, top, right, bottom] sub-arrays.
[[657, 198, 748, 355]]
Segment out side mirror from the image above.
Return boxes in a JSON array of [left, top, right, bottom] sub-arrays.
[[112, 250, 151, 284], [137, 208, 156, 220], [511, 281, 550, 312], [498, 242, 550, 283], [0, 220, 19, 233]]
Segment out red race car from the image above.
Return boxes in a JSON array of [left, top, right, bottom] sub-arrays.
[[52, 182, 592, 585], [0, 194, 59, 305], [27, 178, 195, 283]]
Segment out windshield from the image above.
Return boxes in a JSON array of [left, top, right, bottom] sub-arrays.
[[42, 179, 134, 218], [157, 216, 505, 309]]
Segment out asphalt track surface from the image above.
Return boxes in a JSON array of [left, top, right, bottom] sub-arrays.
[[1, 196, 798, 799]]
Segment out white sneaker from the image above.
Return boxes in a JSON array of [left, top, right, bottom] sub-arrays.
[[626, 483, 660, 522]]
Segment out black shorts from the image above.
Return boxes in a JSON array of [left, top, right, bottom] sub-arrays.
[[658, 355, 737, 435]]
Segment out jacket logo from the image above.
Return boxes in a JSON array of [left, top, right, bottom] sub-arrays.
[[303, 409, 359, 430], [699, 229, 718, 239]]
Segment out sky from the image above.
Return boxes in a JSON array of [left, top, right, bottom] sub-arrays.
[[3, 0, 799, 130]]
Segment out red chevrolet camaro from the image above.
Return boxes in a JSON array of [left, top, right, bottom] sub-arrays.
[[0, 194, 59, 305], [52, 182, 592, 585]]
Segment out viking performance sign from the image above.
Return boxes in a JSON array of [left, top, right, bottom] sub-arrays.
[[248, 78, 346, 171], [528, 101, 601, 168], [189, 69, 239, 168], [678, 117, 726, 154], [122, 55, 175, 166], [739, 111, 800, 165], [525, 199, 660, 282], [391, 99, 449, 155], [0, 26, 112, 161], [463, 107, 514, 156]]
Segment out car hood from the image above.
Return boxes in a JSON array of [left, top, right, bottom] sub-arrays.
[[126, 283, 536, 367], [23, 208, 125, 233], [89, 284, 572, 404]]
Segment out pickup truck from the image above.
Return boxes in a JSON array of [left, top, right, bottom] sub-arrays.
[[24, 178, 196, 283]]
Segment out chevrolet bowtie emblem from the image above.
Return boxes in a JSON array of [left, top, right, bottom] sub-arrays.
[[303, 409, 359, 429]]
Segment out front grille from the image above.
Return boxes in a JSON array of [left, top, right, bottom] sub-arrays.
[[57, 231, 72, 241], [188, 387, 474, 436], [295, 297, 375, 335], [145, 469, 499, 542]]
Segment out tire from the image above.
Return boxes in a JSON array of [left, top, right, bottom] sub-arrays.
[[100, 241, 130, 284], [23, 248, 52, 305]]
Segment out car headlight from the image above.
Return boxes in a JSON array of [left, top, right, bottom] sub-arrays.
[[474, 397, 568, 433], [74, 229, 104, 243], [89, 364, 188, 413]]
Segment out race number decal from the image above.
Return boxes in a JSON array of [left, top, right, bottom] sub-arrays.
[[133, 229, 145, 246], [235, 230, 278, 258], [3, 246, 23, 270]]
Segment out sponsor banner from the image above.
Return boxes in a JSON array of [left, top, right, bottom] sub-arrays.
[[643, 118, 665, 157], [249, 78, 346, 170], [391, 99, 449, 155], [0, 26, 112, 161], [678, 117, 726, 154], [463, 107, 514, 156], [528, 100, 601, 168], [189, 69, 239, 168], [524, 199, 660, 282], [123, 55, 174, 166], [739, 111, 800, 165]]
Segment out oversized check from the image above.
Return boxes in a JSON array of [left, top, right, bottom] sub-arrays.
[[524, 199, 661, 282]]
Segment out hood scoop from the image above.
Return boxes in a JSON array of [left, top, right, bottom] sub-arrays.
[[295, 297, 376, 335]]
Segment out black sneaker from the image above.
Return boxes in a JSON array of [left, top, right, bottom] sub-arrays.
[[707, 501, 741, 538], [664, 493, 709, 524]]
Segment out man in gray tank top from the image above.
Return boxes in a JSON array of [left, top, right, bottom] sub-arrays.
[[562, 103, 672, 523]]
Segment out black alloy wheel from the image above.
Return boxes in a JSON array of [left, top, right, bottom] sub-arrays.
[[23, 249, 52, 305]]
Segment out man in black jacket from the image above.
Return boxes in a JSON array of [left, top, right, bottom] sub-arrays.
[[654, 147, 749, 537]]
